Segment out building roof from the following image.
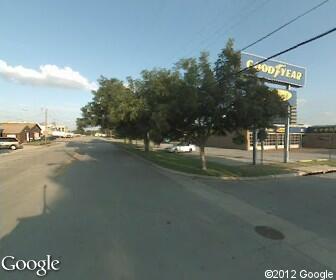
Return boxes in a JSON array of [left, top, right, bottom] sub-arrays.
[[0, 123, 32, 134], [25, 123, 42, 130]]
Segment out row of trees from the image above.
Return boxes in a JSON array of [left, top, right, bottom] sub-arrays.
[[77, 39, 287, 169]]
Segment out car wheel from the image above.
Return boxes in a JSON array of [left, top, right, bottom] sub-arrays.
[[10, 145, 17, 150], [189, 148, 192, 152]]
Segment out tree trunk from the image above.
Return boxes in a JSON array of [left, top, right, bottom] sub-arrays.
[[144, 132, 150, 152], [199, 145, 207, 171], [252, 128, 258, 165]]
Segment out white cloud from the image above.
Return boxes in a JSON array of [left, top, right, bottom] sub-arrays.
[[0, 59, 97, 91]]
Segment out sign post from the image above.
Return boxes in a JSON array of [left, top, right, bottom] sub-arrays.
[[284, 92, 290, 164], [284, 85, 292, 163]]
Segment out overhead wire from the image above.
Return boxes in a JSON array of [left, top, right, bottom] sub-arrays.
[[170, 0, 267, 62], [239, 26, 336, 74], [240, 0, 330, 51]]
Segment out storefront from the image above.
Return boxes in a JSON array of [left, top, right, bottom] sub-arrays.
[[247, 127, 305, 151]]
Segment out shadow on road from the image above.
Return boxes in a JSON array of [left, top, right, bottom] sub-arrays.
[[0, 139, 136, 279]]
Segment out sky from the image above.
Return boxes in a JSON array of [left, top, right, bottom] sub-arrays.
[[0, 0, 335, 129]]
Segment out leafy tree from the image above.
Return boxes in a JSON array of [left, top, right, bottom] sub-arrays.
[[131, 69, 182, 151], [172, 52, 227, 170], [77, 76, 130, 137], [78, 38, 287, 170], [215, 39, 287, 165]]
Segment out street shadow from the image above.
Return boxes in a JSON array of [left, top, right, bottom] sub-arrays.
[[0, 139, 135, 280]]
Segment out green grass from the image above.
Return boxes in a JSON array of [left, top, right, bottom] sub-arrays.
[[120, 143, 291, 178]]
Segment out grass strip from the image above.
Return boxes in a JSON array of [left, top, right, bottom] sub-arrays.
[[119, 143, 292, 177]]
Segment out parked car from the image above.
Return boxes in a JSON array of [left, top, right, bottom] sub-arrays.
[[167, 143, 196, 153], [0, 137, 23, 150]]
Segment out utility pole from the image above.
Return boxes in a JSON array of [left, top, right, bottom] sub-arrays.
[[284, 85, 291, 163], [44, 108, 48, 145]]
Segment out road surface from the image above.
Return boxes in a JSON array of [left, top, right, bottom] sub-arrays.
[[1, 137, 335, 279]]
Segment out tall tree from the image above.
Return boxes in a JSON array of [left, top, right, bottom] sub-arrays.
[[133, 69, 181, 151], [77, 77, 131, 136], [215, 39, 287, 165], [173, 52, 227, 170]]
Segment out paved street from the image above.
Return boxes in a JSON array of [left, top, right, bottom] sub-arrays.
[[1, 137, 335, 279]]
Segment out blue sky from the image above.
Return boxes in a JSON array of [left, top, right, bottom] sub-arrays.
[[0, 0, 335, 129]]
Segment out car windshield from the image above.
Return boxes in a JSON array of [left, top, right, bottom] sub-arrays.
[[1, 1, 335, 279]]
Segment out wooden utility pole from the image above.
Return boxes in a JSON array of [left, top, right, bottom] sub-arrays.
[[44, 108, 48, 145]]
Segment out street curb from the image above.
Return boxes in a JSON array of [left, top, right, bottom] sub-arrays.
[[115, 143, 305, 181], [300, 168, 336, 176]]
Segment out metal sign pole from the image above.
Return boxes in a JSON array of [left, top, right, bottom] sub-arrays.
[[284, 85, 291, 163]]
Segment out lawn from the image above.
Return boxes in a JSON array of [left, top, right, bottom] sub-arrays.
[[120, 143, 292, 178]]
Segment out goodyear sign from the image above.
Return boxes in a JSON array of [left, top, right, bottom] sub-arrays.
[[241, 52, 306, 87], [276, 89, 297, 106]]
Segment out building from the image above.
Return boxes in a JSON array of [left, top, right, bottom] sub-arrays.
[[26, 123, 42, 140], [207, 125, 336, 151], [40, 123, 69, 135], [0, 122, 42, 143], [0, 123, 31, 143], [207, 125, 307, 151], [302, 125, 336, 149]]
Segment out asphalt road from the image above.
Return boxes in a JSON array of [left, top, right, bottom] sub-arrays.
[[0, 137, 335, 279]]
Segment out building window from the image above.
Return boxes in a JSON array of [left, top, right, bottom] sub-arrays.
[[249, 132, 301, 147]]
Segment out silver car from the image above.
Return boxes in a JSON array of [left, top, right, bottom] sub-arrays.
[[0, 137, 23, 150]]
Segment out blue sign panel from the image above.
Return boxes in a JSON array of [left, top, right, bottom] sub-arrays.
[[288, 90, 297, 107], [241, 52, 306, 87]]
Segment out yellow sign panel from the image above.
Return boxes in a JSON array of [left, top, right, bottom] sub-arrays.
[[276, 89, 292, 101]]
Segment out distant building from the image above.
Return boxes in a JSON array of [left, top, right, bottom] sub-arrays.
[[0, 122, 42, 143], [40, 123, 69, 135], [207, 124, 336, 150], [207, 124, 308, 151], [302, 125, 336, 149]]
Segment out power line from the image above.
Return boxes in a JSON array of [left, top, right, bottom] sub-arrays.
[[169, 0, 250, 62], [239, 26, 336, 74], [240, 0, 330, 51], [170, 0, 269, 63], [198, 0, 270, 54]]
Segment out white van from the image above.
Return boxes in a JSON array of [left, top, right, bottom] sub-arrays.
[[0, 137, 23, 150]]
